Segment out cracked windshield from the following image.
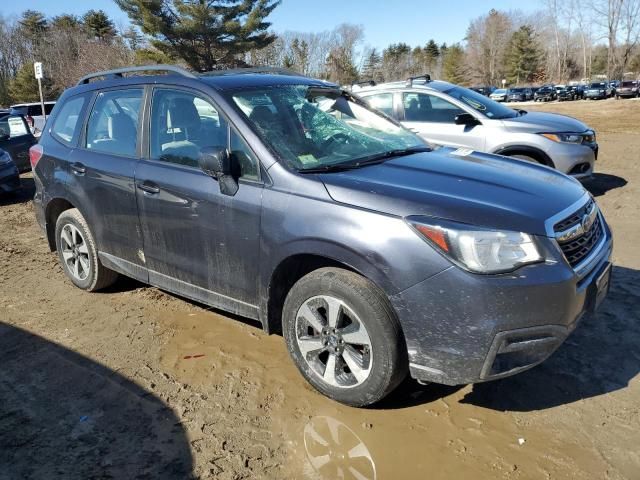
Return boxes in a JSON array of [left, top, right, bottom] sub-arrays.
[[231, 86, 427, 170]]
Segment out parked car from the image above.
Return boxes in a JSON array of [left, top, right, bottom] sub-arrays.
[[0, 147, 20, 194], [470, 86, 495, 96], [615, 80, 639, 98], [507, 87, 533, 102], [557, 87, 576, 101], [534, 86, 556, 102], [10, 101, 56, 135], [584, 82, 611, 99], [0, 113, 37, 171], [570, 84, 587, 99], [489, 88, 508, 102], [33, 65, 612, 407], [359, 77, 597, 179]]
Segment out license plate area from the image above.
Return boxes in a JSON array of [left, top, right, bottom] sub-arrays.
[[588, 262, 612, 312]]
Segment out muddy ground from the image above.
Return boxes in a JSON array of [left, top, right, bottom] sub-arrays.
[[1, 98, 639, 480]]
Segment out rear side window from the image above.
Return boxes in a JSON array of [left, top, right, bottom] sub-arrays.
[[364, 93, 394, 117], [86, 89, 143, 157], [44, 103, 55, 115], [51, 96, 88, 145]]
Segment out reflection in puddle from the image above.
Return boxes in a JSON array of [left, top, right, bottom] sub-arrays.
[[157, 309, 620, 480], [304, 416, 375, 480]]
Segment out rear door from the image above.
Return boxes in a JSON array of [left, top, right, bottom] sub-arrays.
[[68, 87, 146, 278], [400, 92, 486, 150], [0, 115, 36, 171], [135, 86, 263, 314]]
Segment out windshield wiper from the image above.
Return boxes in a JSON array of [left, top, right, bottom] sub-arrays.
[[299, 147, 430, 174]]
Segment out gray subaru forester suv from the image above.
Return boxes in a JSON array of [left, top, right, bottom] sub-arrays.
[[32, 66, 612, 406], [357, 76, 598, 179]]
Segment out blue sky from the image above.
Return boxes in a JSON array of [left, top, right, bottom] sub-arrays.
[[2, 0, 539, 49]]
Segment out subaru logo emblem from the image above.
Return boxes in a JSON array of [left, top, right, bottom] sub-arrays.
[[582, 210, 596, 232]]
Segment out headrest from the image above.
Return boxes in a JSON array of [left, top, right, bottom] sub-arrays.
[[168, 98, 200, 130], [108, 113, 136, 140], [249, 105, 274, 125]]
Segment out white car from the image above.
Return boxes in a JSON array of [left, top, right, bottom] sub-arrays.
[[10, 101, 56, 136]]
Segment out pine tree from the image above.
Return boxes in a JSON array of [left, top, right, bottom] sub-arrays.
[[114, 0, 281, 71], [362, 49, 382, 81], [19, 10, 48, 40], [442, 44, 466, 84], [504, 25, 541, 85], [425, 40, 439, 60], [51, 14, 81, 31], [83, 10, 116, 41]]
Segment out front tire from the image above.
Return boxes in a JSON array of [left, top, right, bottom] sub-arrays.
[[282, 268, 407, 406], [55, 208, 118, 291]]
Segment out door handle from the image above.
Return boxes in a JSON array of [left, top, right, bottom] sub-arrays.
[[137, 182, 160, 195], [70, 162, 86, 175]]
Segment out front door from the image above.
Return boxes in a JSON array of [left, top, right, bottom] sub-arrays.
[[135, 87, 263, 315], [400, 92, 486, 151]]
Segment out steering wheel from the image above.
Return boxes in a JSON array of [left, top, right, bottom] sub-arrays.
[[322, 132, 351, 148]]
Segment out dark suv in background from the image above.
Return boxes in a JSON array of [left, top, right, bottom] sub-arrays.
[[32, 65, 613, 406], [616, 81, 639, 98]]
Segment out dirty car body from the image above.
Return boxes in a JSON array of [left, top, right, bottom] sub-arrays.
[[32, 66, 613, 404]]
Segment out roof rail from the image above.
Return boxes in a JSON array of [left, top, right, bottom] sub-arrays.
[[76, 64, 196, 85], [352, 80, 376, 87], [406, 74, 431, 86], [199, 66, 302, 77]]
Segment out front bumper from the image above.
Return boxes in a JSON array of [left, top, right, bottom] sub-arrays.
[[585, 91, 607, 99], [0, 163, 20, 193], [391, 222, 613, 385], [545, 141, 597, 179]]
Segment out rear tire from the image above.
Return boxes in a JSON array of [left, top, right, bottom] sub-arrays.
[[282, 267, 407, 407], [55, 208, 118, 291]]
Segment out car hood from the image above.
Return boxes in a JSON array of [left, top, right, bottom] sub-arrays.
[[319, 149, 586, 236], [501, 111, 590, 133]]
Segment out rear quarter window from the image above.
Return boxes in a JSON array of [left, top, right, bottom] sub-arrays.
[[51, 95, 89, 145]]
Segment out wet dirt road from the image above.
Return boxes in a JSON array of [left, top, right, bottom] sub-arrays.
[[1, 99, 639, 479]]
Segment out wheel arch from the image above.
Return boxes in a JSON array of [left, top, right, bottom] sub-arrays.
[[493, 145, 555, 168], [263, 247, 397, 336], [44, 197, 81, 251]]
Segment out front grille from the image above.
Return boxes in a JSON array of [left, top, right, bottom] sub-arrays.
[[554, 200, 603, 268]]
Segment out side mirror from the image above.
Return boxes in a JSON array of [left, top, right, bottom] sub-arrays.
[[454, 113, 480, 126], [199, 146, 238, 196]]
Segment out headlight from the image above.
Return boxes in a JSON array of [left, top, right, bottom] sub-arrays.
[[408, 217, 544, 274], [540, 132, 584, 144]]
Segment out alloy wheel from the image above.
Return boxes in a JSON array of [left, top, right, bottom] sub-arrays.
[[60, 223, 90, 281], [295, 295, 373, 388]]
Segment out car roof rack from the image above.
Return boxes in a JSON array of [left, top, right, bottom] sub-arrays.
[[406, 74, 431, 86], [76, 64, 196, 85], [352, 80, 376, 87], [199, 67, 302, 77]]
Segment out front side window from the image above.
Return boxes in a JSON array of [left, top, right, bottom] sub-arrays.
[[86, 89, 142, 156], [363, 93, 394, 116], [230, 85, 425, 172], [150, 89, 228, 168], [403, 93, 465, 123], [0, 115, 29, 138], [51, 95, 88, 144]]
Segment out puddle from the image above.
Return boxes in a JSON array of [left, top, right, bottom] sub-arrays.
[[159, 310, 615, 479]]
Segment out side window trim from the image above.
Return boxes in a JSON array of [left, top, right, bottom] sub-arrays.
[[146, 84, 263, 183], [81, 86, 145, 158]]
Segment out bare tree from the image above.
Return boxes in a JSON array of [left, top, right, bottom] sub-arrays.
[[592, 0, 624, 79]]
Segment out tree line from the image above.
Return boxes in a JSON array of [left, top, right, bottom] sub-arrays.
[[1, 0, 640, 106]]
